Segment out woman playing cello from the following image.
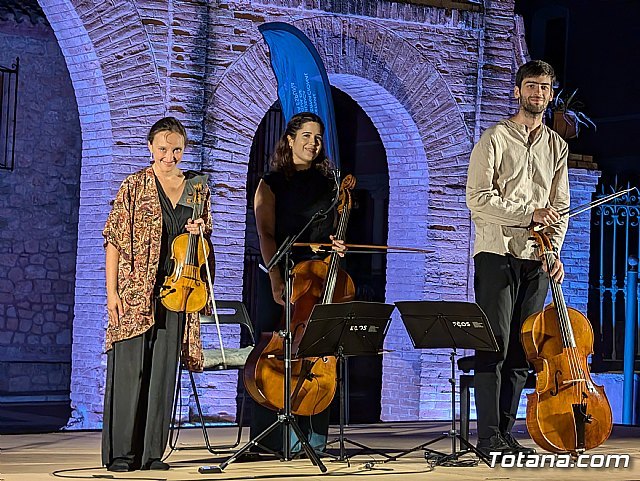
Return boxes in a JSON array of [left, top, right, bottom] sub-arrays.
[[251, 112, 345, 455]]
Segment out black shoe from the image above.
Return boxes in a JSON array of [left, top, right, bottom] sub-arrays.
[[502, 432, 536, 455], [143, 459, 170, 470], [107, 458, 133, 472], [476, 433, 516, 460]]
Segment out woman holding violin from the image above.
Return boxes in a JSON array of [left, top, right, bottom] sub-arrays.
[[102, 117, 213, 472], [466, 60, 570, 459], [251, 112, 345, 455]]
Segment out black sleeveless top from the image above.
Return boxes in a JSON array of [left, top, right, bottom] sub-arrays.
[[263, 168, 336, 264]]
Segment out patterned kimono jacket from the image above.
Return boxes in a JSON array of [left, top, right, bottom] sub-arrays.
[[102, 166, 212, 371]]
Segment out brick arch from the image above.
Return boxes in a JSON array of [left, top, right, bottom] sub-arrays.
[[204, 16, 473, 421], [38, 0, 166, 428], [298, 17, 475, 421], [43, 0, 166, 152], [328, 73, 429, 420]]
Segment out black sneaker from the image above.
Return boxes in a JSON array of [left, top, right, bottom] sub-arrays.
[[502, 432, 536, 455], [476, 433, 516, 460]]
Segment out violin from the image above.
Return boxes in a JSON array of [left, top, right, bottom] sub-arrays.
[[160, 183, 210, 313], [244, 175, 357, 416], [521, 228, 612, 455]]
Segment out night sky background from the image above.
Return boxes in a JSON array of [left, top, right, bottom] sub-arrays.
[[517, 0, 640, 185]]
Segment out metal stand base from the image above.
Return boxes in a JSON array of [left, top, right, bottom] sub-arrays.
[[199, 413, 327, 473], [327, 436, 395, 462], [388, 429, 488, 466], [199, 249, 327, 474], [326, 351, 393, 462], [385, 350, 490, 467]]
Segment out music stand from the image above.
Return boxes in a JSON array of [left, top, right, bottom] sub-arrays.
[[390, 301, 498, 466], [199, 215, 339, 474], [295, 301, 395, 462]]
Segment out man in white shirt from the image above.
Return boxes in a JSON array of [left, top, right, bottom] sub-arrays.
[[466, 59, 569, 458]]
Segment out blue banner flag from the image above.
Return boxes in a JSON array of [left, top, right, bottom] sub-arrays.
[[259, 22, 341, 171]]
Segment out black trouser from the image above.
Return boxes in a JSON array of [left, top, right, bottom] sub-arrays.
[[473, 252, 549, 441], [101, 303, 184, 469]]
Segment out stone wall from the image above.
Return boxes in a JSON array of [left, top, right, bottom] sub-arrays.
[[0, 18, 81, 401]]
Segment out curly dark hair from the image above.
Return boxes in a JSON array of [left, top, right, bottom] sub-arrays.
[[515, 60, 556, 89], [147, 117, 188, 145], [270, 112, 334, 178]]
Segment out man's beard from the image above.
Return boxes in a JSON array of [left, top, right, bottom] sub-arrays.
[[520, 96, 548, 116]]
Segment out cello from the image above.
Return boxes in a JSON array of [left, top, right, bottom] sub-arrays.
[[521, 228, 612, 455], [160, 182, 209, 313], [244, 175, 357, 416]]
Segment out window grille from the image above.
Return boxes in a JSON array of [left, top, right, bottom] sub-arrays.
[[0, 57, 19, 171]]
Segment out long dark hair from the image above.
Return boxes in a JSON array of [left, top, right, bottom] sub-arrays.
[[270, 112, 333, 178]]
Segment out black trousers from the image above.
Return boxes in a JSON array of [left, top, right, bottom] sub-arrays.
[[101, 303, 184, 469], [249, 270, 330, 453], [473, 252, 549, 440]]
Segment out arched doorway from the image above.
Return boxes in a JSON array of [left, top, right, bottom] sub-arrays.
[[242, 87, 389, 423], [204, 15, 472, 422], [0, 4, 82, 431]]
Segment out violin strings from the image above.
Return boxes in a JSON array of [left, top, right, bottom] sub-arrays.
[[549, 276, 580, 400], [325, 208, 347, 300], [550, 271, 579, 380], [557, 286, 583, 394], [326, 215, 339, 297], [186, 190, 204, 283]]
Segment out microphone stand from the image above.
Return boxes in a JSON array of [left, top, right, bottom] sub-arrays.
[[199, 171, 340, 474]]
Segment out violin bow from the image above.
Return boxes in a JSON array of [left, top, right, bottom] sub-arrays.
[[188, 184, 226, 367], [199, 227, 226, 367], [533, 187, 636, 232], [293, 242, 434, 254], [189, 182, 227, 368]]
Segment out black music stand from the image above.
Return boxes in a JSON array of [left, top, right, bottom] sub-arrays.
[[295, 301, 395, 462], [390, 301, 498, 466], [199, 200, 339, 474]]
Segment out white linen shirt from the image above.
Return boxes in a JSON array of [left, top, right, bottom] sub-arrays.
[[466, 119, 570, 260]]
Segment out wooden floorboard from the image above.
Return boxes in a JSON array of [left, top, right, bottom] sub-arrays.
[[1, 421, 639, 480]]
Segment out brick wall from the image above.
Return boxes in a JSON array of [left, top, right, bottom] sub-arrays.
[[202, 9, 479, 421], [0, 18, 81, 400], [21, 0, 600, 428]]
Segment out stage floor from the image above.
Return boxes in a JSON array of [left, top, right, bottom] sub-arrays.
[[1, 421, 639, 480]]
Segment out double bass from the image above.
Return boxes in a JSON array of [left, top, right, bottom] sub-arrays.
[[243, 175, 357, 416], [521, 228, 612, 455]]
